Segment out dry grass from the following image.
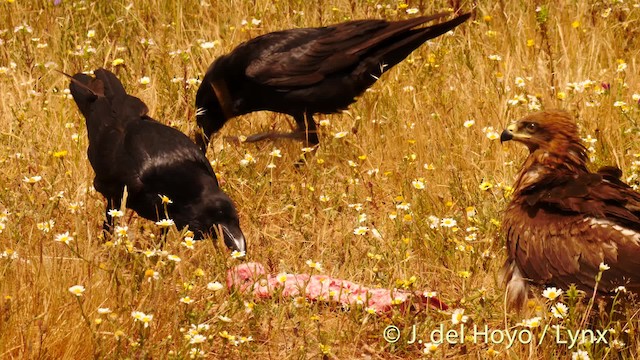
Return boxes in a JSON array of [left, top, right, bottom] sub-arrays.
[[1, 0, 640, 358]]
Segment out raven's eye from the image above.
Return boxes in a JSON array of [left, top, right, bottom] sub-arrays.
[[525, 122, 538, 133]]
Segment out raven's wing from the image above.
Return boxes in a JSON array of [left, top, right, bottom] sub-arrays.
[[244, 13, 462, 87]]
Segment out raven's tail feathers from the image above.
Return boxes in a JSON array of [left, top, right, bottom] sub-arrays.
[[93, 68, 127, 100], [368, 12, 472, 76]]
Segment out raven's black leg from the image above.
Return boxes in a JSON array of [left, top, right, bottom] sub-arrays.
[[240, 112, 319, 144], [241, 131, 308, 142], [300, 111, 319, 147]]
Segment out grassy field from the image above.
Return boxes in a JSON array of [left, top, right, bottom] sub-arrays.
[[1, 0, 640, 358]]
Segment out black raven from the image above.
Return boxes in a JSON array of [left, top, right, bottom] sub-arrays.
[[195, 11, 471, 152], [68, 68, 246, 253]]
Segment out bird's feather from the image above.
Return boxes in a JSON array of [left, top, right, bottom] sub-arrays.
[[244, 13, 466, 87]]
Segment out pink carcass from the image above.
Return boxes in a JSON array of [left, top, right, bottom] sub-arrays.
[[226, 262, 447, 313]]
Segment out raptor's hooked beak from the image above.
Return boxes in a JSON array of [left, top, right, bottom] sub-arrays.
[[500, 123, 517, 143]]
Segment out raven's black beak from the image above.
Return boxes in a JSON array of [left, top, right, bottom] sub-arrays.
[[221, 224, 246, 256]]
